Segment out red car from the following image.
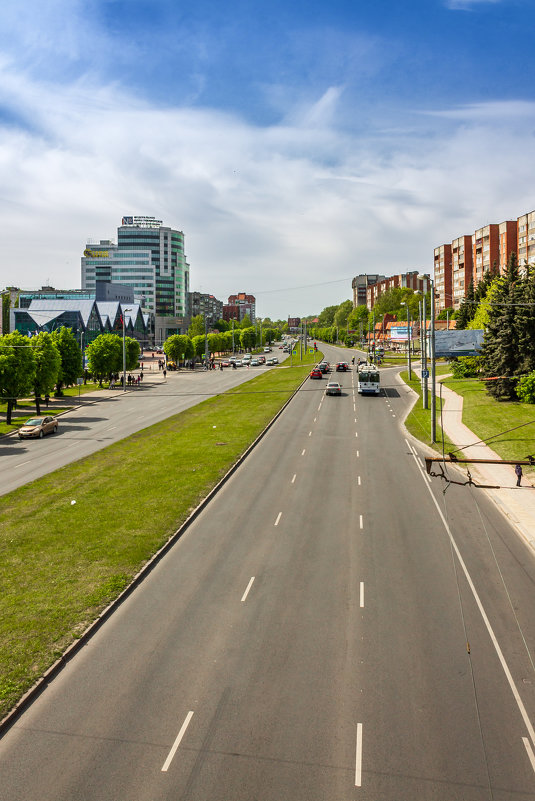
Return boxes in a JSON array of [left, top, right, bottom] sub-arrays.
[[310, 368, 323, 379]]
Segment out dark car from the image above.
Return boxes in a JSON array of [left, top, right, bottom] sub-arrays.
[[336, 362, 350, 372], [325, 381, 342, 396], [310, 368, 323, 379], [318, 362, 330, 373], [18, 416, 58, 439]]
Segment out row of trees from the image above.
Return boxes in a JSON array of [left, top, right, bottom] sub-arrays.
[[0, 329, 142, 423]]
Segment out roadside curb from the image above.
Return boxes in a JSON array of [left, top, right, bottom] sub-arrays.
[[0, 366, 313, 738]]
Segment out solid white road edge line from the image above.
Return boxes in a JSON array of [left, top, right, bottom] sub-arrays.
[[355, 723, 363, 786], [161, 711, 194, 772], [274, 512, 282, 526], [523, 738, 535, 774], [241, 577, 255, 602], [406, 437, 535, 751]]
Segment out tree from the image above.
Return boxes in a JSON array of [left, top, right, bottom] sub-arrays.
[[333, 300, 353, 329], [515, 265, 535, 376], [125, 337, 141, 370], [85, 334, 123, 386], [347, 305, 369, 331], [188, 315, 205, 338], [317, 305, 338, 327], [30, 332, 61, 415], [0, 331, 36, 424], [213, 319, 229, 332], [456, 280, 475, 329], [263, 327, 277, 344], [164, 334, 193, 365], [240, 327, 256, 350], [2, 292, 10, 334], [240, 314, 252, 329], [191, 334, 207, 358], [437, 307, 454, 321], [50, 327, 82, 395], [481, 252, 521, 400]]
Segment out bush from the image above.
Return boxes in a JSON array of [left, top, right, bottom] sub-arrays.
[[517, 371, 535, 404], [450, 355, 481, 379]]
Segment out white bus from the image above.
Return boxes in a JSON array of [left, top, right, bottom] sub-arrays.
[[357, 363, 380, 395]]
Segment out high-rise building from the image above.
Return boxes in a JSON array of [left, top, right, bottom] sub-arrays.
[[351, 274, 385, 307], [434, 245, 452, 311], [223, 293, 256, 323], [82, 216, 190, 342], [188, 292, 223, 324]]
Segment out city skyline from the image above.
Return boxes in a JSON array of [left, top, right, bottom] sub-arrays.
[[0, 0, 534, 319]]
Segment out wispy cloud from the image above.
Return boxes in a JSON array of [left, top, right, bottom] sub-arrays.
[[445, 0, 502, 10]]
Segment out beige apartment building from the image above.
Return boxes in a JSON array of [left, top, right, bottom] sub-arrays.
[[451, 235, 473, 309], [433, 245, 452, 311], [517, 211, 535, 267]]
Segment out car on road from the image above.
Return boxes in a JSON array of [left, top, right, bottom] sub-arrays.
[[325, 381, 342, 396], [250, 359, 261, 366], [310, 367, 323, 379], [221, 360, 230, 367], [318, 362, 330, 373], [18, 416, 58, 439], [264, 346, 271, 352], [267, 357, 278, 365], [242, 354, 252, 363], [336, 362, 350, 372]]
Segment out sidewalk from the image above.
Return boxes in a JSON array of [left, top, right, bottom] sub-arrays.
[[413, 370, 535, 551]]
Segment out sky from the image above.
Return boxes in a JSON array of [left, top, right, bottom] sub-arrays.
[[0, 0, 534, 320]]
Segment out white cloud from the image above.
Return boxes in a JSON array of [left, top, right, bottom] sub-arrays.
[[1, 60, 535, 317]]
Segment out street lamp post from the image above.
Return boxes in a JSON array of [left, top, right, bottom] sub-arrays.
[[122, 308, 132, 391], [401, 302, 412, 380]]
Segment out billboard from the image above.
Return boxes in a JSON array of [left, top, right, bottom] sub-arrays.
[[433, 329, 484, 358], [390, 325, 413, 341]]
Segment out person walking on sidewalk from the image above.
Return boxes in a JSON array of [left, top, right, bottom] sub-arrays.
[[515, 463, 523, 487]]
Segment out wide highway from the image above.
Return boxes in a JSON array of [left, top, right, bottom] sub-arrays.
[[1, 343, 534, 799]]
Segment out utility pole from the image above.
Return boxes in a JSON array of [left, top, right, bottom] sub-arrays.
[[430, 282, 436, 443], [422, 295, 428, 409], [204, 314, 209, 367]]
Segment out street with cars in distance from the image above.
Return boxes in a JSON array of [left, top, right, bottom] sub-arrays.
[[1, 342, 535, 799]]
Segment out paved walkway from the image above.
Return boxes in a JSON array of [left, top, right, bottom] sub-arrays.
[[411, 369, 535, 551]]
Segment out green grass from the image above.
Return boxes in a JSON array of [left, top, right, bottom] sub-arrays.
[[0, 383, 101, 436], [0, 351, 320, 720], [400, 370, 457, 454], [442, 377, 535, 467]]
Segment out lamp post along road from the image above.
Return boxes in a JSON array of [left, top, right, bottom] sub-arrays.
[[122, 308, 132, 391]]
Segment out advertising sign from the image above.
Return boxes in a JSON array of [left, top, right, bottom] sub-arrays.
[[390, 325, 412, 341]]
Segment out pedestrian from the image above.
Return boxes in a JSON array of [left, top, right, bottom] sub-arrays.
[[44, 393, 49, 408], [163, 368, 167, 379], [351, 357, 355, 366], [515, 463, 523, 487]]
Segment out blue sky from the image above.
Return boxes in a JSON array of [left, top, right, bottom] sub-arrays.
[[0, 0, 534, 318]]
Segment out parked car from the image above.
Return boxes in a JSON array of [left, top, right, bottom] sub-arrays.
[[18, 416, 58, 439], [325, 381, 342, 396], [310, 368, 323, 379], [336, 362, 350, 372]]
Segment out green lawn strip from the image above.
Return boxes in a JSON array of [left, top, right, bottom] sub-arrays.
[[0, 352, 320, 719], [400, 370, 456, 454], [442, 378, 535, 474]]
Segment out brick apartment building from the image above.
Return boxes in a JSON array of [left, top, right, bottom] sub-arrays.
[[366, 271, 431, 309], [433, 208, 535, 311], [222, 292, 256, 323]]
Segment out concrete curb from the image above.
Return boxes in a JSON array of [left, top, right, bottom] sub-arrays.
[[0, 368, 311, 738]]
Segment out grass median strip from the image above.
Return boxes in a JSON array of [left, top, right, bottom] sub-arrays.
[[0, 355, 320, 720], [400, 369, 456, 454]]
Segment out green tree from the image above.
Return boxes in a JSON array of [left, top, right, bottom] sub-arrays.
[[481, 252, 521, 400], [125, 337, 141, 370], [240, 314, 252, 329], [263, 327, 277, 344], [317, 305, 338, 327], [50, 326, 82, 395], [456, 280, 475, 329], [213, 319, 229, 332], [188, 315, 205, 338], [85, 334, 123, 386], [30, 332, 61, 415], [164, 334, 193, 365], [333, 299, 353, 329], [191, 334, 207, 358], [437, 307, 454, 321], [515, 265, 535, 376], [0, 331, 36, 424], [240, 327, 256, 350], [468, 277, 500, 330], [2, 292, 10, 334], [347, 305, 369, 331]]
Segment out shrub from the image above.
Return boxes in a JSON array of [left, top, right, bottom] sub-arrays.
[[450, 355, 481, 379], [517, 371, 535, 404]]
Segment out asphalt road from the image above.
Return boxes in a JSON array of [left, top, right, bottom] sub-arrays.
[[1, 343, 535, 799], [0, 358, 287, 496]]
